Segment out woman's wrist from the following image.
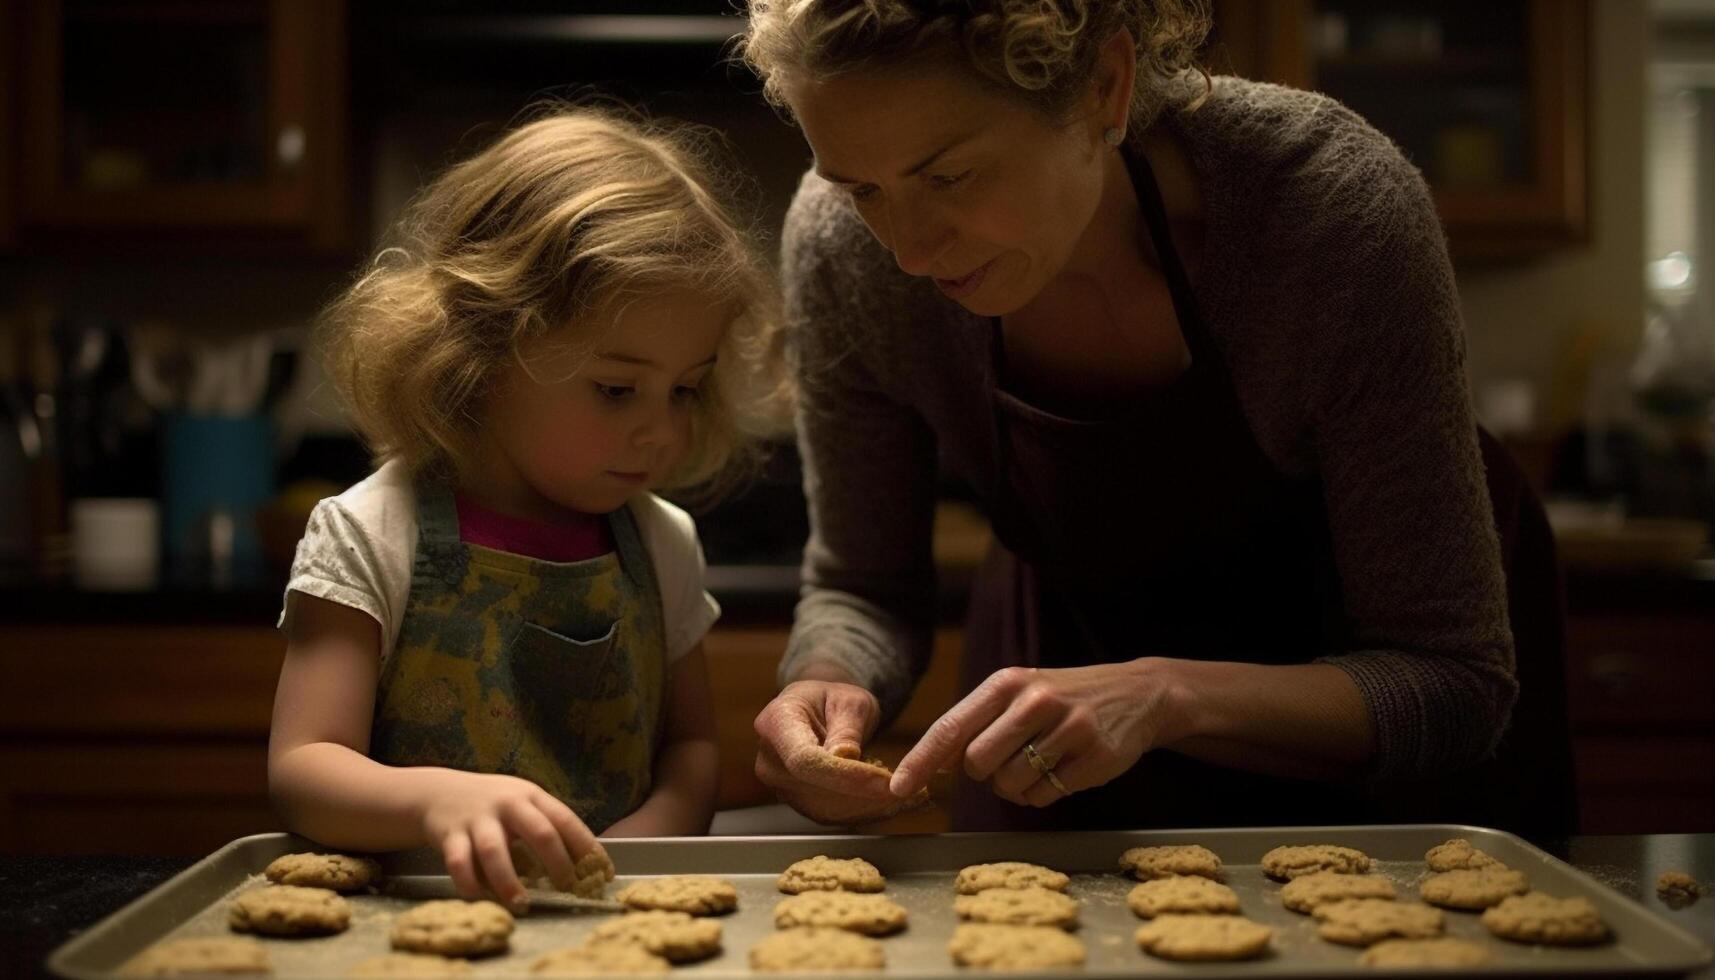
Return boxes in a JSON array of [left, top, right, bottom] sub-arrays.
[[787, 658, 860, 687], [1134, 655, 1201, 749]]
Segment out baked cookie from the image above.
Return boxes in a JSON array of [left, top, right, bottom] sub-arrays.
[[1357, 937, 1493, 968], [748, 926, 885, 972], [1261, 844, 1372, 881], [1126, 876, 1241, 918], [389, 899, 514, 957], [120, 938, 271, 976], [953, 886, 1080, 928], [1419, 868, 1530, 910], [1118, 844, 1223, 881], [1314, 899, 1444, 947], [1423, 838, 1502, 873], [512, 844, 615, 899], [1658, 871, 1702, 909], [615, 876, 738, 915], [777, 856, 885, 894], [264, 852, 382, 892], [954, 862, 1070, 894], [228, 885, 350, 936], [346, 953, 472, 977], [1481, 892, 1610, 945], [585, 910, 723, 962], [1134, 915, 1272, 961], [1280, 872, 1398, 913], [774, 892, 909, 936], [531, 944, 670, 976], [948, 923, 1086, 969]]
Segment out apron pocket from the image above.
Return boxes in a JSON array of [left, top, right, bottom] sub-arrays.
[[512, 619, 629, 700]]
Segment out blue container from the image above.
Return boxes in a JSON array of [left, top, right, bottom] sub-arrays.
[[161, 414, 275, 565]]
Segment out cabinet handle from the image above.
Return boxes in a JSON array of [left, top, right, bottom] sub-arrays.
[[1587, 652, 1639, 698], [277, 126, 307, 169]]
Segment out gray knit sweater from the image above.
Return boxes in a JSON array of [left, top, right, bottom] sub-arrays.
[[777, 76, 1518, 784]]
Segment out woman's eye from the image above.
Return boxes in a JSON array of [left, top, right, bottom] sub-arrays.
[[929, 170, 970, 190], [672, 385, 702, 403], [595, 384, 634, 400]]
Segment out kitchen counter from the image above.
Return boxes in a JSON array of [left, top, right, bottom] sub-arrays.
[[4, 834, 1710, 979]]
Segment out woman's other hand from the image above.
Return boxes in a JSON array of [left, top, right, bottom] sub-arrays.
[[753, 677, 908, 824], [891, 660, 1182, 807]]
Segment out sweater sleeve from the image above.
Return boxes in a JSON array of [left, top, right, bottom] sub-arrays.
[[1300, 143, 1519, 783], [777, 177, 941, 726]]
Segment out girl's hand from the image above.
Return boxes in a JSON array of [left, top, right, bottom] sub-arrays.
[[890, 660, 1183, 808], [416, 770, 604, 910], [753, 679, 901, 825]]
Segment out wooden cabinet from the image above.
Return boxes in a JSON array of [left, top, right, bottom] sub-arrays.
[[1564, 611, 1715, 833], [0, 620, 962, 855], [7, 0, 349, 250], [1210, 0, 1588, 259]]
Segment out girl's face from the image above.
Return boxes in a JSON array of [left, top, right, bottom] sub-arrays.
[[475, 287, 730, 517], [785, 54, 1120, 316]]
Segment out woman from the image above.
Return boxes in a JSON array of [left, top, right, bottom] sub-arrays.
[[741, 0, 1532, 832]]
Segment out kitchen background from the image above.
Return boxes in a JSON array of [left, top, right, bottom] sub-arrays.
[[0, 0, 1712, 855]]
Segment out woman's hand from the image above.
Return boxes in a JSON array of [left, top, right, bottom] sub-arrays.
[[752, 678, 906, 825], [416, 770, 605, 910], [890, 660, 1182, 807]]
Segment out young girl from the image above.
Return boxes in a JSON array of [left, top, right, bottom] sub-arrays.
[[269, 108, 783, 910]]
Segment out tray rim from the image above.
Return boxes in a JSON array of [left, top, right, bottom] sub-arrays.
[[47, 824, 1715, 979]]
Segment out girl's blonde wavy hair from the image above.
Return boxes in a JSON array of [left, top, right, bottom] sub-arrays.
[[319, 106, 788, 502], [737, 0, 1211, 129]]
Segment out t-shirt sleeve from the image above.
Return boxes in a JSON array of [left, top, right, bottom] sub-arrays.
[[634, 495, 721, 662], [277, 467, 416, 657]]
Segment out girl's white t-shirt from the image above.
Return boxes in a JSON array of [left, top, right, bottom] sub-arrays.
[[278, 459, 721, 664]]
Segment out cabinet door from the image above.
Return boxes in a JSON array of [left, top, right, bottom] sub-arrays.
[[1211, 0, 1588, 259], [15, 0, 346, 247]]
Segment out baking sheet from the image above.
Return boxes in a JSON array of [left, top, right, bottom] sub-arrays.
[[49, 824, 1714, 978]]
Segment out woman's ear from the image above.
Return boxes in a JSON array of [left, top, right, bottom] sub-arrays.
[[1090, 28, 1139, 139]]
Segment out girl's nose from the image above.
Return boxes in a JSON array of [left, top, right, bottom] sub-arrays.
[[633, 398, 675, 448]]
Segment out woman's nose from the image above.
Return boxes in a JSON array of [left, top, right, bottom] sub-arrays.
[[884, 201, 952, 278]]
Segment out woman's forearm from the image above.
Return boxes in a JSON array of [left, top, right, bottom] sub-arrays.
[[603, 737, 719, 837], [1152, 658, 1375, 781], [269, 741, 445, 851]]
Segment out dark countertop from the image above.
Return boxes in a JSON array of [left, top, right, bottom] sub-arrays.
[[6, 835, 1711, 980]]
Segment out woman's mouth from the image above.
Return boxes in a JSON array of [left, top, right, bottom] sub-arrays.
[[934, 259, 993, 299]]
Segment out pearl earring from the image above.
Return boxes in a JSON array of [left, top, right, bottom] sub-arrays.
[[1102, 126, 1124, 147]]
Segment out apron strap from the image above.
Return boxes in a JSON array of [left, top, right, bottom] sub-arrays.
[[1120, 143, 1215, 366], [412, 478, 467, 589]]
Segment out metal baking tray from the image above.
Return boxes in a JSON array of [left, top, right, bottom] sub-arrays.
[[49, 824, 1714, 978]]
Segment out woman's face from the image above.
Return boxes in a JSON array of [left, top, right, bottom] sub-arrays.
[[785, 57, 1116, 317]]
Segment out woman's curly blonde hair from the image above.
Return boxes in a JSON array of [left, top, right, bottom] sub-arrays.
[[737, 0, 1211, 129], [319, 105, 788, 501]]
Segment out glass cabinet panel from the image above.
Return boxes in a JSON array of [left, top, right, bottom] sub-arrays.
[[60, 1, 273, 193]]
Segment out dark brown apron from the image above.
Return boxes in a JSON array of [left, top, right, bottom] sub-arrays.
[[957, 145, 1371, 830]]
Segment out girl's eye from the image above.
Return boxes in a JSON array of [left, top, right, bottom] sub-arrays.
[[929, 170, 970, 190], [595, 384, 634, 401], [847, 184, 878, 202]]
